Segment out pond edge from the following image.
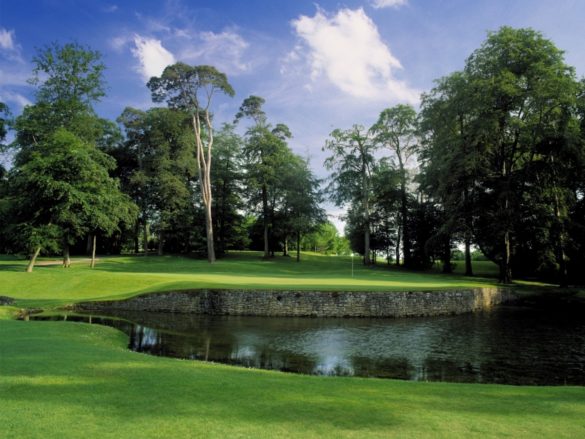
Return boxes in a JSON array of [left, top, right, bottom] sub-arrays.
[[75, 287, 516, 318]]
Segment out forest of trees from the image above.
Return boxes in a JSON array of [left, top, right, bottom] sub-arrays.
[[0, 27, 584, 286]]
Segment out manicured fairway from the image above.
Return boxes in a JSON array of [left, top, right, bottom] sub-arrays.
[[1, 319, 584, 439], [0, 252, 502, 308]]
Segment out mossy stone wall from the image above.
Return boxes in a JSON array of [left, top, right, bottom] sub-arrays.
[[76, 288, 515, 318]]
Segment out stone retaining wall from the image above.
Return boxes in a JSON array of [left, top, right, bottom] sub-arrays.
[[75, 288, 515, 318]]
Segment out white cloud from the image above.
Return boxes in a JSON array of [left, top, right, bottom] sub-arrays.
[[370, 0, 408, 9], [119, 28, 251, 82], [0, 28, 24, 63], [179, 30, 250, 75], [0, 29, 15, 51], [103, 4, 118, 13], [0, 90, 32, 109], [110, 35, 131, 52], [131, 35, 176, 82], [288, 8, 419, 103], [0, 68, 28, 87]]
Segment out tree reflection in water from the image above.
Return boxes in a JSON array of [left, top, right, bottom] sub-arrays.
[[32, 303, 585, 385]]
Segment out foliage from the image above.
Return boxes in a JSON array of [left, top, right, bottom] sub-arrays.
[[212, 124, 248, 253], [116, 106, 197, 255], [14, 42, 109, 163], [372, 104, 418, 267], [236, 96, 319, 259], [419, 26, 583, 285], [323, 125, 377, 264], [302, 222, 343, 255], [148, 63, 235, 263], [4, 43, 136, 268], [4, 129, 135, 258]]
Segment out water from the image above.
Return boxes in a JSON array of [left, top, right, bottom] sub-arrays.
[[32, 301, 585, 385]]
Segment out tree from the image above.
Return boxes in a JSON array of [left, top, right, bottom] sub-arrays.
[[0, 102, 10, 179], [280, 155, 325, 262], [235, 96, 294, 259], [14, 42, 107, 165], [324, 125, 377, 265], [302, 221, 340, 255], [372, 104, 418, 268], [7, 42, 132, 268], [0, 101, 9, 145], [6, 129, 135, 271], [463, 27, 579, 283], [370, 159, 402, 265], [212, 124, 247, 255], [148, 63, 235, 263], [419, 72, 479, 276], [117, 106, 197, 256]]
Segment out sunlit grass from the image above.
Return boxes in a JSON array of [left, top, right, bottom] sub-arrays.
[[0, 252, 507, 308], [0, 306, 20, 320], [1, 319, 584, 438]]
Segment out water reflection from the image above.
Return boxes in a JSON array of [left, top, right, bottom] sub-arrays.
[[33, 303, 585, 385]]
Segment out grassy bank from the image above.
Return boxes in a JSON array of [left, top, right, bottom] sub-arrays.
[[0, 252, 507, 308], [1, 319, 584, 438], [1, 253, 581, 438]]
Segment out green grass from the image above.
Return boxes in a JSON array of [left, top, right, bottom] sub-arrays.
[[1, 319, 584, 438], [0, 252, 581, 437], [0, 251, 508, 309], [0, 306, 21, 320]]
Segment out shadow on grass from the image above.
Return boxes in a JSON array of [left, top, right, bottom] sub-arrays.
[[0, 264, 27, 271]]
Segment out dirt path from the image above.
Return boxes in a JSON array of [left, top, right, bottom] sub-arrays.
[[35, 258, 100, 266]]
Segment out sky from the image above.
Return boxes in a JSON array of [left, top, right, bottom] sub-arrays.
[[1, 0, 585, 232]]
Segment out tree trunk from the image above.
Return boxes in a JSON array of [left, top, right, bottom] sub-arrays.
[[442, 235, 452, 274], [90, 234, 97, 269], [283, 235, 288, 256], [400, 177, 411, 268], [555, 239, 568, 288], [499, 230, 512, 284], [296, 232, 301, 262], [204, 204, 216, 262], [364, 226, 371, 265], [63, 240, 71, 268], [193, 113, 216, 264], [134, 222, 140, 254], [363, 165, 371, 266], [143, 222, 148, 257], [498, 153, 512, 284], [395, 225, 401, 266], [157, 231, 164, 256], [86, 235, 92, 255], [26, 246, 41, 273], [262, 184, 269, 259], [553, 188, 568, 288], [463, 188, 474, 276], [464, 238, 473, 276], [269, 204, 275, 258]]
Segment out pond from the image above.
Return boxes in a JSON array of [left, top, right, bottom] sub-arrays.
[[33, 299, 585, 385]]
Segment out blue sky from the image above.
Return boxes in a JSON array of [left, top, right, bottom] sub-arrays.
[[1, 0, 585, 230]]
